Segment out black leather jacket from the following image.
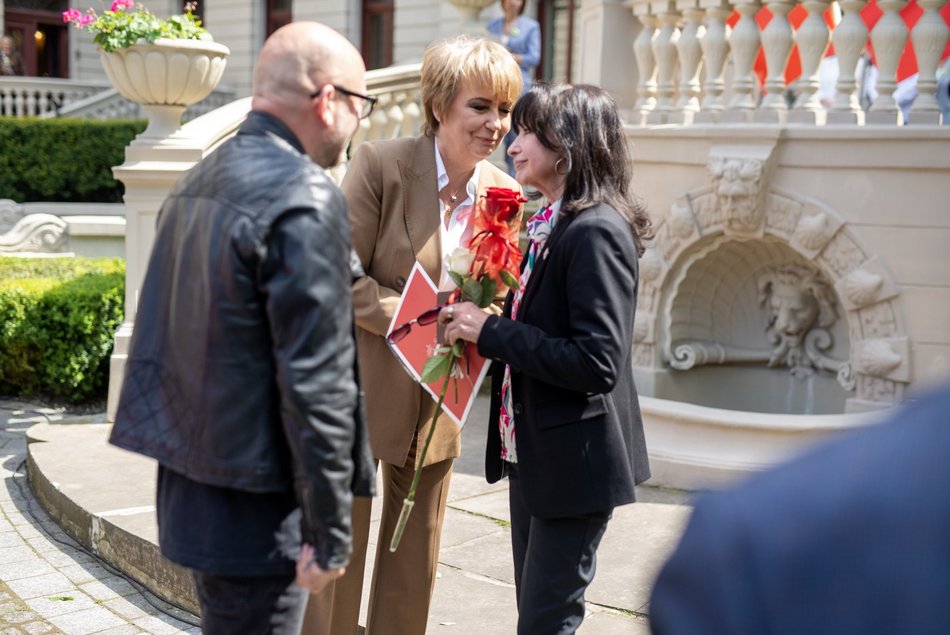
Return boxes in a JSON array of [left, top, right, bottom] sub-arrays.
[[110, 111, 375, 569]]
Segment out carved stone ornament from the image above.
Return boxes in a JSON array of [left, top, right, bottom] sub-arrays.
[[644, 142, 908, 408], [709, 156, 766, 232], [0, 213, 68, 254], [758, 264, 842, 374], [853, 337, 911, 382], [836, 256, 900, 311], [0, 199, 25, 234], [670, 196, 698, 239], [795, 210, 833, 251], [845, 269, 884, 305], [639, 248, 664, 283]]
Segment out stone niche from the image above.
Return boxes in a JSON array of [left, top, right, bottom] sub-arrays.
[[633, 143, 910, 414]]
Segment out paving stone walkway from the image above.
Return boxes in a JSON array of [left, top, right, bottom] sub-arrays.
[[4, 396, 693, 634], [0, 401, 199, 635]]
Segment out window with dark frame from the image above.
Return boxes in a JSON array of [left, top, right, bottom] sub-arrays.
[[362, 0, 394, 70], [266, 0, 292, 38]]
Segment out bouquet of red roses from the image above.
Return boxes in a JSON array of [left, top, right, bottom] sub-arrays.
[[387, 186, 525, 551]]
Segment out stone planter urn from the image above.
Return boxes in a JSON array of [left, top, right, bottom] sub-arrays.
[[446, 0, 496, 33], [100, 38, 230, 141]]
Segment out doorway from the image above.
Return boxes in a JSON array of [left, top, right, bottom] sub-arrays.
[[4, 8, 69, 77]]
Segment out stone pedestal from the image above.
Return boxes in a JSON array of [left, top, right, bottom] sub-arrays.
[[104, 40, 232, 422], [577, 0, 640, 110]]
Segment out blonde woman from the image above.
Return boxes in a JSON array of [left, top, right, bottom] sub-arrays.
[[304, 36, 523, 635]]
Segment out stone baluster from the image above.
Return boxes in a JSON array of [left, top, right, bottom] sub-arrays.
[[1, 91, 11, 115], [648, 0, 682, 124], [631, 0, 659, 125], [828, 0, 868, 123], [789, 0, 832, 124], [756, 0, 796, 122], [382, 91, 406, 139], [908, 0, 949, 124], [402, 91, 423, 136], [25, 91, 36, 117], [866, 0, 908, 124], [350, 114, 372, 149], [672, 0, 706, 123], [38, 92, 50, 115], [696, 0, 732, 122], [368, 93, 392, 140], [724, 0, 762, 121]]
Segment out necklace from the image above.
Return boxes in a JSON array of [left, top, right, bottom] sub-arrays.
[[442, 185, 462, 226], [442, 184, 462, 208]]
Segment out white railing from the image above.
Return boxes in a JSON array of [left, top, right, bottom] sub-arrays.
[[0, 77, 111, 117], [628, 0, 949, 125], [52, 86, 237, 122], [352, 62, 424, 146], [0, 76, 236, 121]]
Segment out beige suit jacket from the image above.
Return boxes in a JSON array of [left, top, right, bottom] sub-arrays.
[[343, 134, 520, 468]]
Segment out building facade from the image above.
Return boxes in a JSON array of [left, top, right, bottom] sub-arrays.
[[1, 0, 608, 100]]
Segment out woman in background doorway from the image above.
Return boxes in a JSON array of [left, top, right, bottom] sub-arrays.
[[0, 36, 23, 76]]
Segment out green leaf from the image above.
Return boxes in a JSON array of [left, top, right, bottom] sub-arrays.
[[421, 353, 453, 384], [452, 341, 465, 357], [448, 271, 465, 289], [500, 269, 520, 290], [461, 277, 483, 305], [478, 277, 497, 308]]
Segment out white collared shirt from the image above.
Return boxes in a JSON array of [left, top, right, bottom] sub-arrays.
[[435, 140, 480, 290]]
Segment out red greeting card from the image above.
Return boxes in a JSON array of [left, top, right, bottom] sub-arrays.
[[386, 262, 490, 427]]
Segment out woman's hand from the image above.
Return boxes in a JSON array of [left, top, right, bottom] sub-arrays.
[[440, 301, 490, 346]]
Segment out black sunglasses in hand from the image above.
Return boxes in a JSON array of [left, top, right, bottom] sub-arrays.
[[387, 306, 443, 345]]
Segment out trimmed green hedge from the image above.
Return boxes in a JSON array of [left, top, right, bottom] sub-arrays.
[[0, 118, 146, 203], [0, 257, 125, 404]]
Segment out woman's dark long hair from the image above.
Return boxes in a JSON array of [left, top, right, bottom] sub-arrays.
[[511, 83, 653, 256]]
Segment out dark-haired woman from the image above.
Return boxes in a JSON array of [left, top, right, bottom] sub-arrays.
[[441, 82, 652, 634]]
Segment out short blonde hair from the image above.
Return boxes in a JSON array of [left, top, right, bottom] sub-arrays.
[[420, 35, 523, 136]]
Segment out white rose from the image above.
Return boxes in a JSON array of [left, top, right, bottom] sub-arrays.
[[447, 247, 475, 275]]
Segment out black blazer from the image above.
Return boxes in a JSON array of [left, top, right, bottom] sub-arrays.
[[477, 203, 650, 519]]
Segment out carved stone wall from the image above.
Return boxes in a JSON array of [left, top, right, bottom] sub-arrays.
[[634, 144, 909, 410]]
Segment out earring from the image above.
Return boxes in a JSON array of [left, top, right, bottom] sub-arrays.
[[554, 157, 570, 175]]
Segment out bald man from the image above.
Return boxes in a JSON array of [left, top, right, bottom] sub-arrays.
[[110, 22, 376, 634]]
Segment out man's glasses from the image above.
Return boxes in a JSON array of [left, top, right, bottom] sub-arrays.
[[387, 306, 442, 344], [310, 84, 378, 120]]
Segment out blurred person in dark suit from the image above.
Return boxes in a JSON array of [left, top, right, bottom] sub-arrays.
[[650, 384, 950, 635]]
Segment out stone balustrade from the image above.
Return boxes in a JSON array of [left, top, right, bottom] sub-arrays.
[[0, 76, 236, 121], [352, 63, 424, 148], [628, 0, 949, 125], [0, 77, 110, 117]]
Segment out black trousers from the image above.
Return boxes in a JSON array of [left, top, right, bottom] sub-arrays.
[[192, 571, 306, 634], [508, 463, 612, 635]]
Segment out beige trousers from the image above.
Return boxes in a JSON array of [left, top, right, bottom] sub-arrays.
[[303, 451, 454, 635]]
